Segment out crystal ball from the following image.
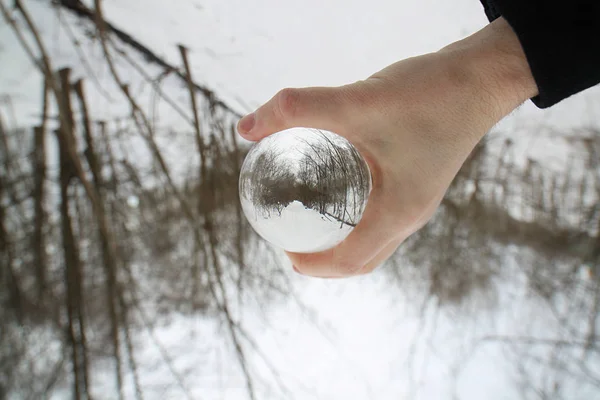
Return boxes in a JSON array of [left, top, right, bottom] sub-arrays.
[[239, 127, 372, 253]]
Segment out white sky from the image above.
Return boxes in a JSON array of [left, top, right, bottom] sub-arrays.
[[98, 0, 486, 108], [97, 0, 600, 127], [2, 1, 600, 399]]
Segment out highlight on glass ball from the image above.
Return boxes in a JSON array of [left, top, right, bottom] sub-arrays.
[[239, 127, 372, 253]]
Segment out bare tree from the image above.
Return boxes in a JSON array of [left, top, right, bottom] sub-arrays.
[[240, 130, 370, 226], [0, 1, 284, 398]]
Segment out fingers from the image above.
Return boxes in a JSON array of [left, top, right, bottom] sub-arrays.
[[239, 84, 401, 278], [237, 86, 354, 141], [294, 238, 404, 279], [286, 190, 400, 278], [358, 236, 404, 275]]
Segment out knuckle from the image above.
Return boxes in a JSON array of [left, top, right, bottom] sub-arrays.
[[275, 88, 302, 122]]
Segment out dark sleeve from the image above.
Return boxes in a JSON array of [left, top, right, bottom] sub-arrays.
[[479, 0, 600, 108]]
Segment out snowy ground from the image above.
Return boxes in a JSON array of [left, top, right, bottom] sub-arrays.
[[48, 259, 599, 400], [241, 199, 354, 253]]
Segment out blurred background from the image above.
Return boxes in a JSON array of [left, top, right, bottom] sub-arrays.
[[1, 1, 600, 399]]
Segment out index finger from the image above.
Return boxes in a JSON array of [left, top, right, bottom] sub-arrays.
[[237, 86, 355, 141]]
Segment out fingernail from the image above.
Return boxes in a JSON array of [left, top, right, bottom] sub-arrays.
[[238, 112, 255, 135], [293, 265, 301, 274]]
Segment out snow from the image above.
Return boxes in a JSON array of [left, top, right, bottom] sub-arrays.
[[241, 199, 353, 253]]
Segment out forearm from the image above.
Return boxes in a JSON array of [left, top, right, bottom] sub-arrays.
[[480, 0, 600, 108], [439, 17, 538, 121]]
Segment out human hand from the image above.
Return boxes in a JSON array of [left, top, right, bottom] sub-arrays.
[[237, 17, 537, 278]]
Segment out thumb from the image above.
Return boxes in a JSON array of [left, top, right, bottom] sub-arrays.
[[237, 86, 355, 141]]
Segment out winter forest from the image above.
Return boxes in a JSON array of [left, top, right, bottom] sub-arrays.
[[239, 129, 371, 226], [1, 1, 600, 399]]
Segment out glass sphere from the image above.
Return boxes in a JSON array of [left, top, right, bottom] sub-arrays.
[[239, 127, 372, 253]]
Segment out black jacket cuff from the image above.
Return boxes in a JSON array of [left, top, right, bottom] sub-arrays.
[[480, 0, 600, 108]]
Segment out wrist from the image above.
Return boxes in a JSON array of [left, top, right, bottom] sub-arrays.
[[440, 17, 538, 120]]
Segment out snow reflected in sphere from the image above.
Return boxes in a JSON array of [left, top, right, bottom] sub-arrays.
[[239, 127, 371, 253]]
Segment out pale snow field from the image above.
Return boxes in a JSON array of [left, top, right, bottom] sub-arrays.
[[241, 200, 354, 253], [2, 0, 600, 399]]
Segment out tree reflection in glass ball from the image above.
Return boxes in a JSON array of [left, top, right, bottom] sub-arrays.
[[239, 127, 372, 253]]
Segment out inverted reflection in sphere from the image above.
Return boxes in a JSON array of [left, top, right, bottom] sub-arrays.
[[239, 127, 372, 253]]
